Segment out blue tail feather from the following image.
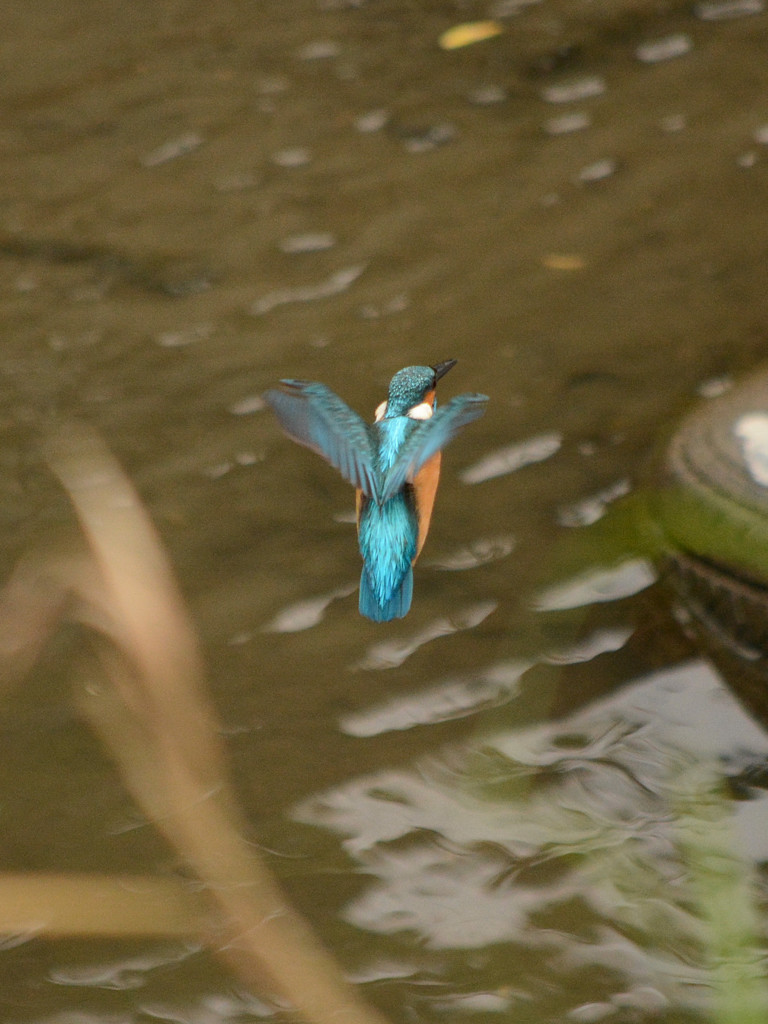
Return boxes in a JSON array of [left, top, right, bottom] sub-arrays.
[[359, 566, 413, 622]]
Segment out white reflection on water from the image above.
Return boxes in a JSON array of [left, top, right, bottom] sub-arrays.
[[577, 158, 619, 183], [635, 33, 692, 63], [532, 558, 656, 611], [546, 625, 633, 664], [263, 584, 356, 632], [427, 534, 515, 571], [460, 433, 561, 485], [430, 991, 514, 1014], [278, 232, 336, 254], [353, 601, 497, 671], [250, 264, 365, 315], [543, 111, 591, 135], [694, 0, 764, 19], [140, 990, 275, 1022], [556, 479, 630, 528], [295, 659, 768, 974], [734, 412, 768, 487], [141, 132, 203, 167], [340, 660, 530, 737], [540, 76, 607, 104], [49, 946, 198, 990]]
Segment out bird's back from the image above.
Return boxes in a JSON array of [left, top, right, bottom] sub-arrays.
[[357, 416, 419, 619]]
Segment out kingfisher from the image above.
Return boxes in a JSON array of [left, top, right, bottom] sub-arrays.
[[264, 360, 488, 622]]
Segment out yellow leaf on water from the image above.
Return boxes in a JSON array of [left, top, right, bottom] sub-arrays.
[[439, 21, 504, 50]]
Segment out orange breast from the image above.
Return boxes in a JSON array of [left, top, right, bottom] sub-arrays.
[[412, 451, 442, 561]]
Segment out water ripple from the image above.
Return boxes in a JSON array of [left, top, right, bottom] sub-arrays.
[[295, 660, 768, 971], [460, 433, 561, 484], [635, 34, 692, 64], [49, 945, 198, 991], [694, 0, 764, 18], [427, 534, 515, 570], [263, 583, 356, 632], [250, 265, 366, 315], [354, 601, 497, 671], [556, 478, 631, 528], [540, 76, 606, 104], [340, 660, 530, 736], [533, 558, 656, 611]]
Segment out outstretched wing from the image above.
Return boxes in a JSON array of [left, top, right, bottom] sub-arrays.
[[380, 393, 488, 504], [264, 379, 381, 500]]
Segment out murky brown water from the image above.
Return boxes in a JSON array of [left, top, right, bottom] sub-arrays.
[[2, 0, 768, 1020]]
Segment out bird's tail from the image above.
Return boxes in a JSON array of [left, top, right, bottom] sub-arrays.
[[359, 566, 413, 622]]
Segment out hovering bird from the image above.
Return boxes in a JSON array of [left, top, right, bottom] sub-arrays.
[[264, 360, 488, 621]]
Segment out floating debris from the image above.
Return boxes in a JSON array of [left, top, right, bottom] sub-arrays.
[[438, 21, 504, 50], [694, 0, 763, 17], [540, 75, 606, 104], [278, 232, 336, 255], [354, 109, 390, 133], [460, 432, 562, 484], [577, 158, 618, 183], [737, 151, 758, 168], [141, 132, 203, 167], [754, 124, 768, 144], [543, 111, 591, 135], [271, 147, 312, 168], [250, 264, 366, 315], [635, 34, 692, 64]]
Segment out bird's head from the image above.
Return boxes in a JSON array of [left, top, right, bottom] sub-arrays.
[[375, 359, 457, 421]]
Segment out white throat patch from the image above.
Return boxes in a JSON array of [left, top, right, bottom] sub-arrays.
[[407, 401, 434, 420]]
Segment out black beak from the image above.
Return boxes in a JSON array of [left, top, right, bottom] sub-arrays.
[[432, 359, 457, 383]]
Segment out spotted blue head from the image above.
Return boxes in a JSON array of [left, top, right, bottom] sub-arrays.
[[376, 359, 458, 421]]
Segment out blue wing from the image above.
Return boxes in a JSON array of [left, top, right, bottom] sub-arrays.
[[380, 393, 488, 504], [264, 379, 381, 500]]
